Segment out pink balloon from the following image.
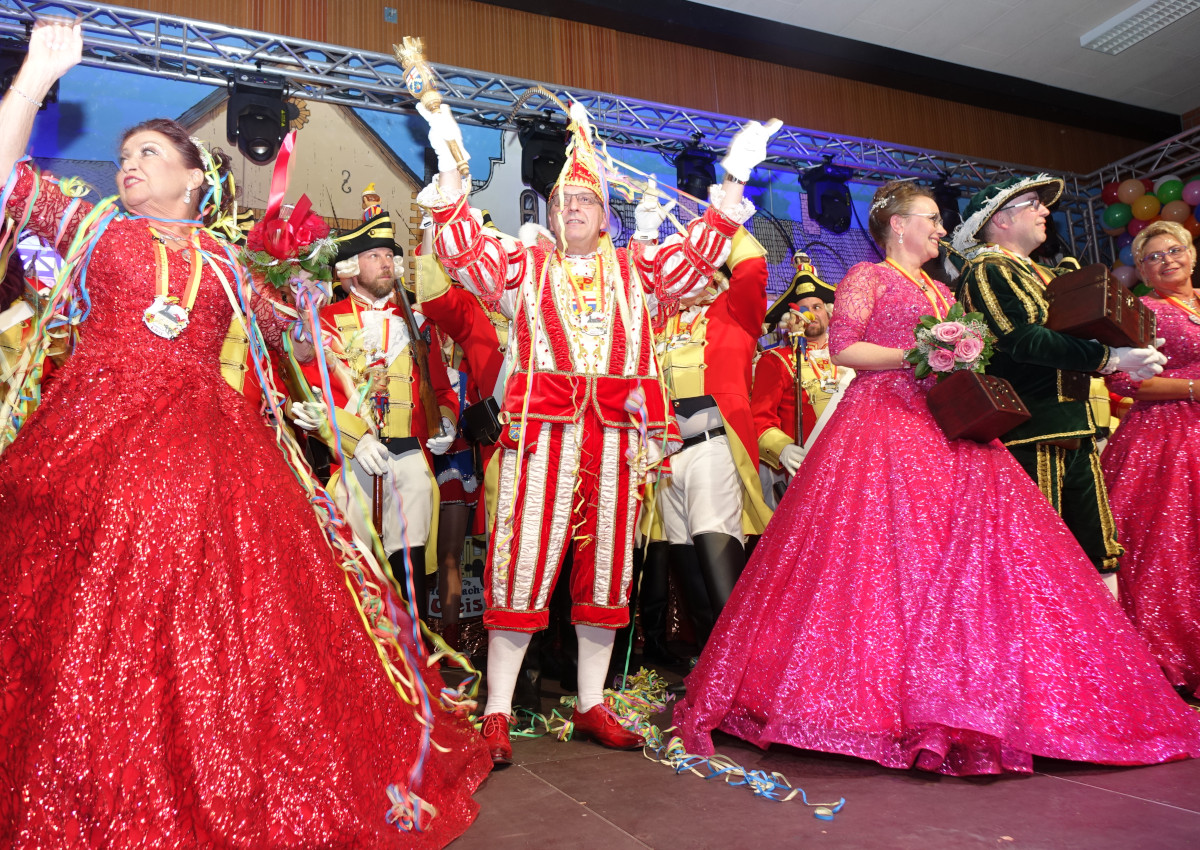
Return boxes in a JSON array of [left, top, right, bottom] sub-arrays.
[[1182, 180, 1200, 207], [1111, 265, 1138, 289]]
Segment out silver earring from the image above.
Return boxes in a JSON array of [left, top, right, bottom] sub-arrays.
[[184, 186, 193, 204], [898, 234, 904, 245]]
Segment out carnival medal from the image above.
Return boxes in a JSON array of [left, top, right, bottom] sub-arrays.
[[143, 295, 191, 339]]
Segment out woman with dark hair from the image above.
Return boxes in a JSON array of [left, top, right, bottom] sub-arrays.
[[0, 20, 488, 848], [673, 180, 1200, 775], [1103, 219, 1200, 698]]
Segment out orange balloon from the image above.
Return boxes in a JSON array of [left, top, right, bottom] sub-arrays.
[[1103, 224, 1125, 237], [1161, 200, 1192, 222], [1116, 178, 1146, 204], [1131, 194, 1161, 221], [1184, 216, 1200, 238]]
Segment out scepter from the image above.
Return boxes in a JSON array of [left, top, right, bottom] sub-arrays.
[[395, 36, 470, 177]]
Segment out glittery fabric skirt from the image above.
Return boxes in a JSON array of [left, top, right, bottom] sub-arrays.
[[0, 356, 490, 847], [673, 371, 1200, 775], [1104, 400, 1200, 698]]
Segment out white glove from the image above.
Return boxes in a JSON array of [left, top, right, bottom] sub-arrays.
[[289, 388, 329, 432], [415, 101, 467, 174], [779, 443, 806, 475], [1103, 345, 1168, 382], [720, 118, 783, 182], [354, 432, 391, 477], [633, 177, 677, 241], [425, 417, 456, 456]]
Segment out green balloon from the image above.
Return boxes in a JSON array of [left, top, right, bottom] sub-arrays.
[[1103, 203, 1132, 228], [1157, 179, 1184, 203]]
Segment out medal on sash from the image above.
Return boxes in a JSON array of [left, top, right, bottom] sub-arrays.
[[144, 228, 202, 340]]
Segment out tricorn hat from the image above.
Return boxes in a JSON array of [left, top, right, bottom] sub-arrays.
[[764, 255, 834, 327], [335, 210, 404, 263]]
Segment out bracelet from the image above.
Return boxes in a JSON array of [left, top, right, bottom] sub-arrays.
[[8, 86, 43, 108], [723, 174, 747, 185], [1189, 380, 1194, 402]]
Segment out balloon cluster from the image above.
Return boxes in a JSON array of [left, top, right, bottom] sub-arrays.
[[1100, 175, 1200, 287]]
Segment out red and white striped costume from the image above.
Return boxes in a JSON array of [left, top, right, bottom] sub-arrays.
[[430, 198, 740, 631]]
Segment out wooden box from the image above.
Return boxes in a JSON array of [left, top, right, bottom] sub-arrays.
[[927, 369, 1031, 443], [1045, 264, 1157, 348]]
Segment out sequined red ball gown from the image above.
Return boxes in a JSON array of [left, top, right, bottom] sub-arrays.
[[673, 261, 1200, 776], [1103, 295, 1200, 698], [0, 165, 490, 848]]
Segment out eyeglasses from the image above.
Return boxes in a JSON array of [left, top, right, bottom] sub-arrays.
[[1000, 197, 1047, 214], [549, 192, 601, 209], [1143, 245, 1188, 266], [901, 212, 943, 227]]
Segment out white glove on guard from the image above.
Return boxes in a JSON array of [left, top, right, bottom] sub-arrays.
[[779, 443, 806, 475], [354, 432, 392, 477]]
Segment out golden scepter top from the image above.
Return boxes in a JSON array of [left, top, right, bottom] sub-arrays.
[[395, 36, 469, 176]]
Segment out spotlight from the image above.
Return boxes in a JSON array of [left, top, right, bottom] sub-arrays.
[[801, 157, 853, 234], [517, 114, 567, 200], [226, 72, 293, 165], [675, 136, 716, 200]]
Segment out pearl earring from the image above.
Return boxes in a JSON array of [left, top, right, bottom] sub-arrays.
[[898, 233, 904, 245], [184, 186, 193, 204]]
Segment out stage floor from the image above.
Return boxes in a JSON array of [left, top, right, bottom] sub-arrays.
[[450, 662, 1200, 850]]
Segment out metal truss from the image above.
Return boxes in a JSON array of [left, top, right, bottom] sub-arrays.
[[1090, 125, 1200, 185], [0, 0, 1128, 258]]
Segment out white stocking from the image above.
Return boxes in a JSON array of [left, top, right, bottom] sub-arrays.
[[482, 629, 533, 716], [575, 623, 616, 713]]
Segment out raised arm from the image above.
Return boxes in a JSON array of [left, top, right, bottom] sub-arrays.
[[0, 19, 81, 186], [632, 119, 779, 307]]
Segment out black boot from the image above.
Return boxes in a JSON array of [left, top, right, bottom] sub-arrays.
[[670, 543, 714, 650], [692, 533, 745, 621], [387, 547, 428, 623], [639, 542, 679, 665]]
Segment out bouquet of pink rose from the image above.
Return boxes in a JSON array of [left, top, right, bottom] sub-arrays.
[[904, 302, 996, 381]]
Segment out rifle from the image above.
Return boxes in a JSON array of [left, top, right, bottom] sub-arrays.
[[793, 331, 806, 449], [393, 280, 444, 438]]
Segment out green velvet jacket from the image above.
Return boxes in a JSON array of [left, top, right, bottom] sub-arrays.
[[955, 251, 1113, 446]]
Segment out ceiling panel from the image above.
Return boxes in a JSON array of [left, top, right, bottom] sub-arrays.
[[690, 0, 1200, 113]]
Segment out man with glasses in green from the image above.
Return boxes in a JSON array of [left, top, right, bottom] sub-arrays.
[[952, 175, 1166, 592]]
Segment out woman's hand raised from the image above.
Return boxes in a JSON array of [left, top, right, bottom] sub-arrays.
[[24, 17, 83, 90]]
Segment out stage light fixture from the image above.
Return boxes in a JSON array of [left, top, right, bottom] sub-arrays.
[[801, 157, 853, 234], [226, 72, 292, 165], [675, 136, 716, 200], [517, 114, 568, 200]]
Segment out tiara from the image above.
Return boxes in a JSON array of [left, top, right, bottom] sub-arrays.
[[869, 195, 892, 214], [189, 136, 215, 171]]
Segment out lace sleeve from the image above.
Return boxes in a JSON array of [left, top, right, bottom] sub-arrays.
[[4, 161, 93, 254], [249, 282, 302, 355], [829, 263, 881, 357]]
